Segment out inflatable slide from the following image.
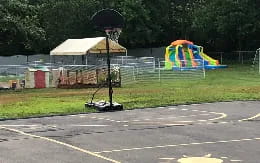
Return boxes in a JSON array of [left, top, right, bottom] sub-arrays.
[[165, 40, 227, 70]]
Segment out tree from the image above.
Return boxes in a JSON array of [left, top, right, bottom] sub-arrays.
[[0, 0, 45, 56], [192, 0, 260, 51], [38, 0, 101, 52]]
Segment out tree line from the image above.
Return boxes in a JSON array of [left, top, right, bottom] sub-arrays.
[[0, 0, 259, 56]]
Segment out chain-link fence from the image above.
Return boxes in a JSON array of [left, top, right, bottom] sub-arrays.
[[251, 49, 260, 74], [207, 51, 256, 64], [0, 56, 206, 89], [118, 58, 205, 84]]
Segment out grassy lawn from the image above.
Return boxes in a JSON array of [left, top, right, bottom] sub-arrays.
[[0, 64, 260, 119]]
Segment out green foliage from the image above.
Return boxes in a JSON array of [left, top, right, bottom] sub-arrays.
[[0, 0, 260, 55], [192, 0, 260, 51], [0, 0, 46, 56], [38, 0, 100, 50]]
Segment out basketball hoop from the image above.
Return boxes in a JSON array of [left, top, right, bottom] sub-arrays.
[[105, 28, 122, 43], [87, 9, 124, 111]]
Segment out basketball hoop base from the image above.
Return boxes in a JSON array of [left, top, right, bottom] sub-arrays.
[[86, 101, 123, 112]]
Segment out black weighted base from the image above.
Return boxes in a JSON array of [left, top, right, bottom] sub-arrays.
[[86, 101, 123, 112]]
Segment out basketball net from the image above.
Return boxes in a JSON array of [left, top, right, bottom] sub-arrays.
[[105, 28, 122, 43]]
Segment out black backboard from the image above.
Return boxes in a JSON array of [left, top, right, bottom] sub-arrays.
[[91, 9, 124, 30]]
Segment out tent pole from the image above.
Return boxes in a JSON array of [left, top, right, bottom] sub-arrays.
[[85, 52, 88, 65]]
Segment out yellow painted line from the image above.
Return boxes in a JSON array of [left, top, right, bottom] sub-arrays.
[[208, 113, 227, 121], [178, 156, 223, 163], [239, 113, 260, 122], [79, 115, 86, 118], [0, 126, 120, 163], [159, 157, 175, 160], [94, 137, 260, 154]]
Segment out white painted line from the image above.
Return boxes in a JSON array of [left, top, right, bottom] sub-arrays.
[[0, 126, 120, 163], [181, 109, 188, 111], [94, 137, 260, 154], [230, 160, 243, 162], [168, 107, 177, 110], [219, 122, 228, 124], [70, 125, 109, 127], [157, 118, 164, 120], [174, 121, 193, 123], [164, 124, 187, 126], [204, 142, 215, 144], [0, 125, 38, 127]]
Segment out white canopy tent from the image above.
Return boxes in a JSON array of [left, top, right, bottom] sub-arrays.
[[50, 37, 127, 56]]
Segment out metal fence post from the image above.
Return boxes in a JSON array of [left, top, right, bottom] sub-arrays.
[[202, 58, 206, 79], [258, 49, 260, 75], [220, 52, 223, 64], [242, 52, 244, 64], [133, 66, 136, 81], [238, 51, 240, 63], [158, 58, 161, 81]]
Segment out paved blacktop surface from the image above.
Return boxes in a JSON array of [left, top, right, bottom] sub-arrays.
[[0, 101, 259, 163]]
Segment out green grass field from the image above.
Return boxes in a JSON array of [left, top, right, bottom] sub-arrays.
[[0, 64, 260, 119]]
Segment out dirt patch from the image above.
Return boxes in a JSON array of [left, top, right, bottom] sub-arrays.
[[0, 96, 25, 105]]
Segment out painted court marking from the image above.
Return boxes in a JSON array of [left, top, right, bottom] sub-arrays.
[[0, 126, 120, 163], [94, 138, 260, 154], [70, 125, 110, 127], [238, 113, 260, 122], [0, 125, 38, 127], [88, 108, 227, 125]]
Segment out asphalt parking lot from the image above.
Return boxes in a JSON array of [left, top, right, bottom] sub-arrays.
[[0, 101, 259, 163]]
